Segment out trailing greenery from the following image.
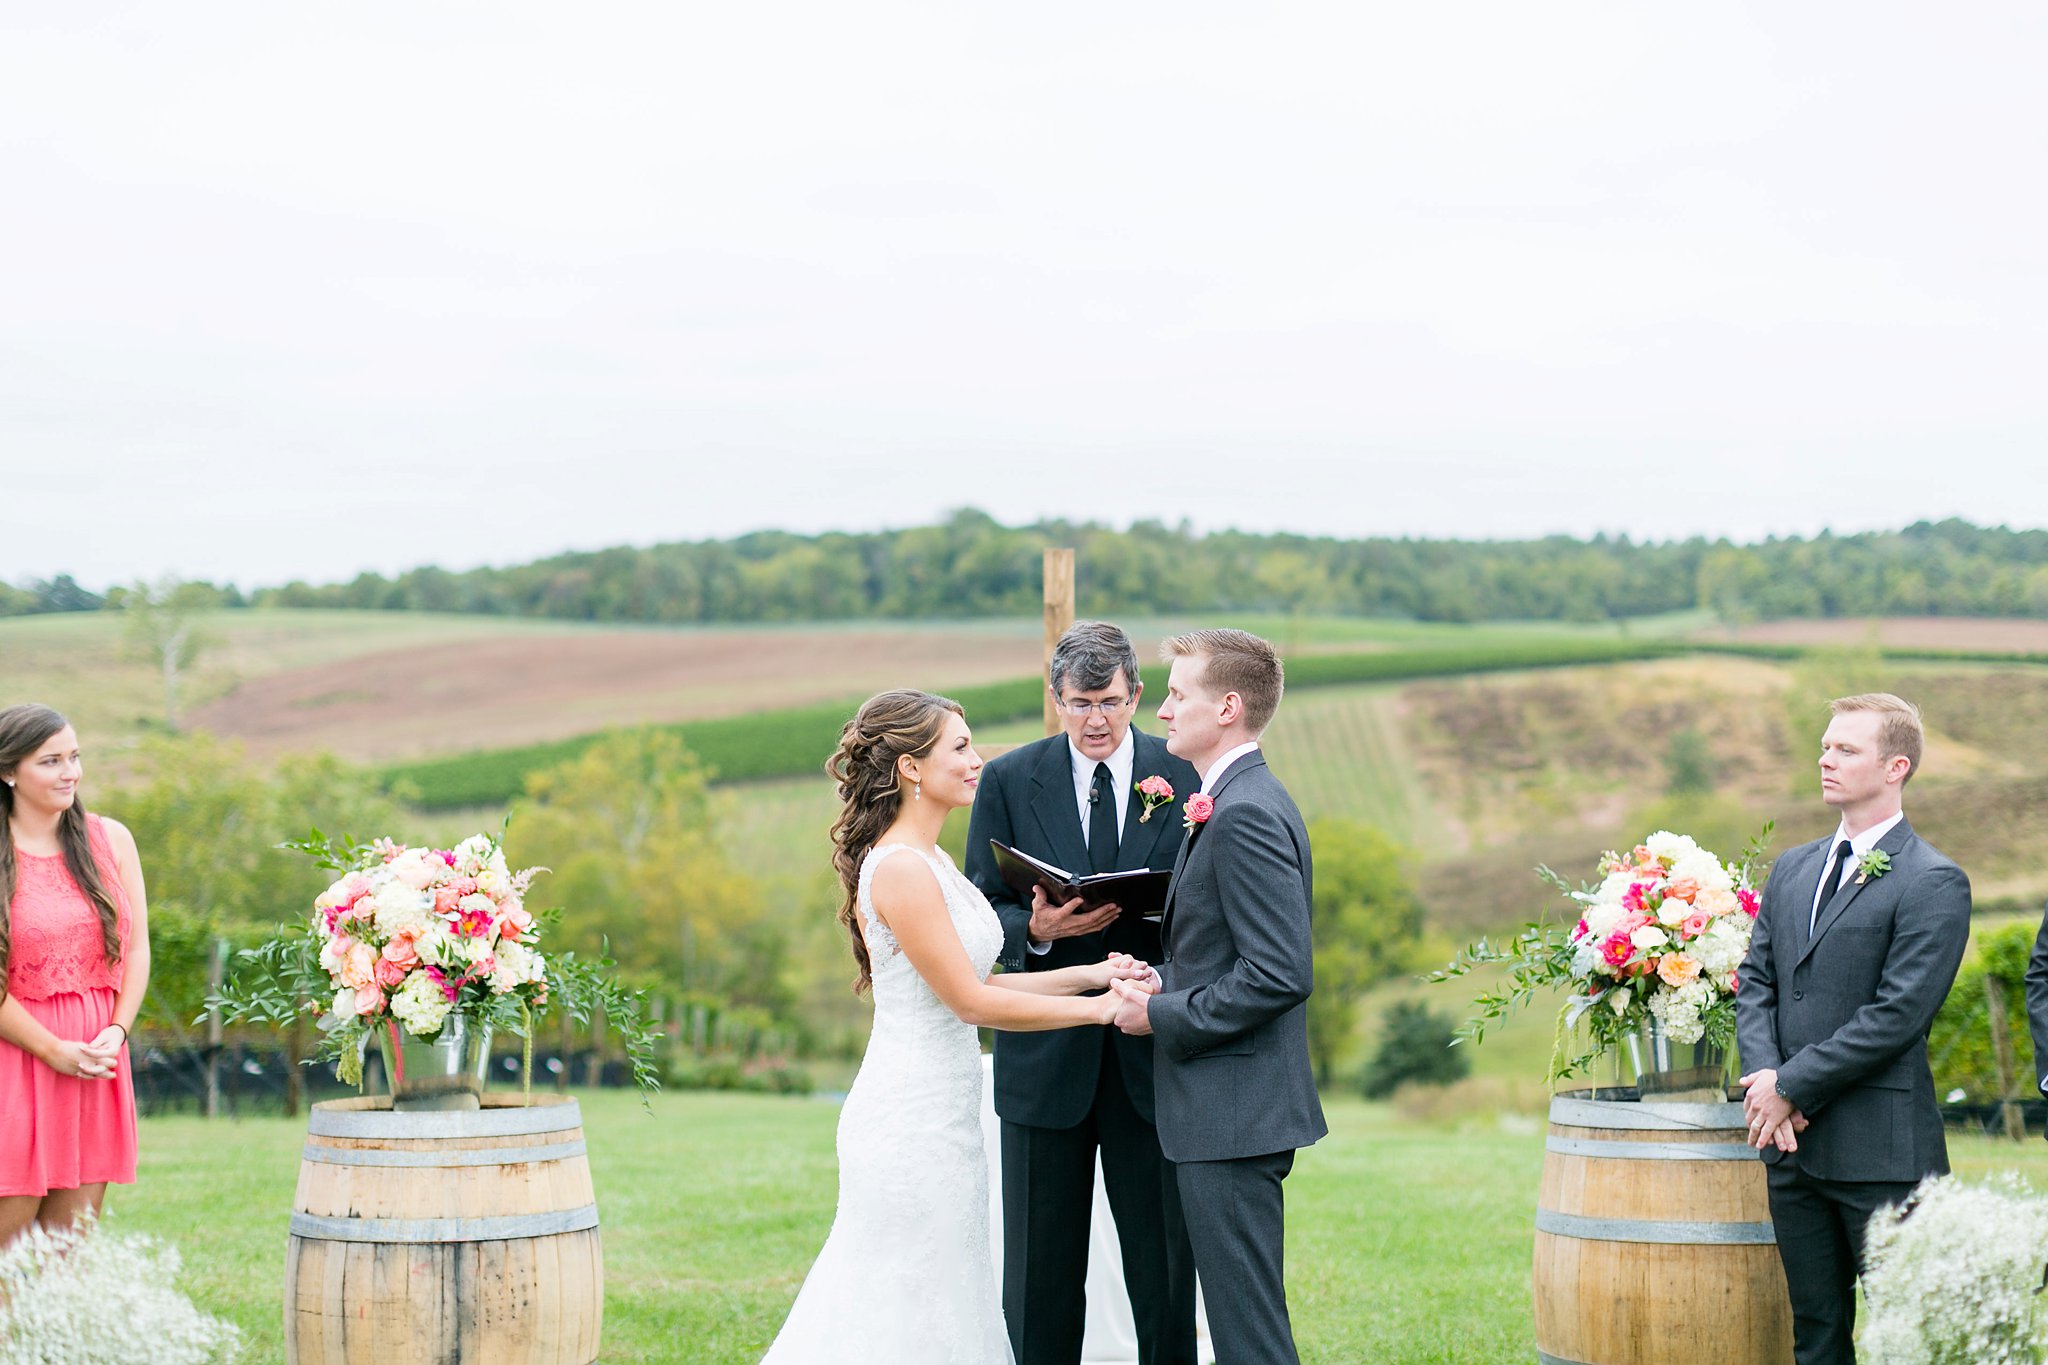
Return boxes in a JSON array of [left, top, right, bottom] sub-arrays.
[[383, 641, 1681, 808]]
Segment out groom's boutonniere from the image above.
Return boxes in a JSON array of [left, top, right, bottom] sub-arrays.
[[1135, 776, 1175, 823], [1183, 792, 1214, 833], [1855, 849, 1892, 885]]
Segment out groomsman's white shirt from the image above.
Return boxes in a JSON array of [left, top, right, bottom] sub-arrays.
[[1201, 741, 1263, 795], [1808, 810, 1906, 932]]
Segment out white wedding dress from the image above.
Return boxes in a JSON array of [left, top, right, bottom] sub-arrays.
[[761, 843, 1015, 1365]]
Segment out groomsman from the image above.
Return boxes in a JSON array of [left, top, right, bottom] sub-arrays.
[[1735, 693, 1972, 1365], [2022, 900, 2048, 1114], [965, 621, 1201, 1365]]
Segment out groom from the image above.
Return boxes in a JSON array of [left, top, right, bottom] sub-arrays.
[[1735, 693, 1971, 1365], [1112, 628, 1325, 1365]]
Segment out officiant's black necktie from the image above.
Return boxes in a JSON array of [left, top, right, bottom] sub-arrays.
[[1088, 762, 1119, 873], [1809, 838, 1854, 935]]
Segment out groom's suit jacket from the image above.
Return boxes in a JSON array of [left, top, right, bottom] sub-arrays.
[[965, 728, 1199, 1128], [1149, 752, 1327, 1164], [2020, 908, 2048, 1111], [1735, 817, 1970, 1183]]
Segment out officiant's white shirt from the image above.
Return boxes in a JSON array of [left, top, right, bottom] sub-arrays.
[[1069, 727, 1134, 847]]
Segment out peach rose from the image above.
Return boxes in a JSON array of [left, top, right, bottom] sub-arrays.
[[1665, 877, 1700, 903], [340, 941, 377, 990], [1657, 953, 1702, 988], [1696, 887, 1740, 918]]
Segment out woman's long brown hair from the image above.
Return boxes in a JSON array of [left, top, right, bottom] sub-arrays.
[[824, 690, 962, 994], [0, 704, 122, 1006]]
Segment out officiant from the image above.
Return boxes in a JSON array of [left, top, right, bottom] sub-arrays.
[[965, 621, 1201, 1365]]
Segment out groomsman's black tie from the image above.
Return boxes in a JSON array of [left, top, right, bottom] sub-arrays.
[[1088, 762, 1119, 874], [1809, 838, 1855, 935]]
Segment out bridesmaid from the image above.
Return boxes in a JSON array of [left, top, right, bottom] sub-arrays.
[[0, 704, 152, 1246]]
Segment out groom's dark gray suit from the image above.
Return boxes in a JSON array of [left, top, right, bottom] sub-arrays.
[[1149, 750, 1325, 1365], [1735, 817, 1970, 1365]]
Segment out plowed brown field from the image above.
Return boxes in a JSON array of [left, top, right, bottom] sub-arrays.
[[1719, 616, 2048, 652]]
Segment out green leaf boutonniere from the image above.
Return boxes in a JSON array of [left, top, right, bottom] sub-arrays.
[[1855, 849, 1891, 884]]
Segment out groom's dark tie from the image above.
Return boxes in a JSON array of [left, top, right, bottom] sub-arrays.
[[1809, 838, 1854, 936], [1088, 762, 1119, 874]]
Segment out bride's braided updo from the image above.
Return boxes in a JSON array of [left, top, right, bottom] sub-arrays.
[[825, 689, 963, 994]]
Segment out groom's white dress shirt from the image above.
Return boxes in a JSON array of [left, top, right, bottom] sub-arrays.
[[1200, 742, 1263, 795]]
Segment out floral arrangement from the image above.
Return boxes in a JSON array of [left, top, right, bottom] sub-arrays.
[[1860, 1173, 2048, 1363], [1433, 825, 1771, 1080], [309, 833, 547, 1044], [0, 1217, 242, 1365], [213, 828, 661, 1095]]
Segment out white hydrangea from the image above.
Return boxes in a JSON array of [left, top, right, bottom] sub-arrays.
[[1648, 978, 1713, 1043], [1670, 848, 1732, 891], [1582, 901, 1627, 939], [413, 924, 461, 969], [0, 1218, 242, 1364], [452, 834, 494, 874], [1692, 918, 1750, 976], [371, 886, 435, 939], [1860, 1173, 2048, 1363], [389, 972, 453, 1038], [1643, 830, 1697, 862], [488, 941, 546, 994]]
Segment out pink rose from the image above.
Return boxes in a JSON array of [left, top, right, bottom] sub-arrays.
[[1681, 910, 1713, 938], [433, 887, 463, 915], [354, 983, 387, 1016], [374, 956, 407, 989], [499, 905, 533, 942], [382, 935, 419, 968], [1183, 793, 1215, 831]]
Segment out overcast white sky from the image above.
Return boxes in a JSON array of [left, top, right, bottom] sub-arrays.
[[3, 3, 2044, 590]]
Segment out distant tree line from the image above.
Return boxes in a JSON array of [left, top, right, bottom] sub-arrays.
[[10, 512, 2048, 624]]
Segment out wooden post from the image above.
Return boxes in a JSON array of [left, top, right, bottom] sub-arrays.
[[1986, 974, 2026, 1142], [1043, 548, 1075, 736], [204, 937, 226, 1119]]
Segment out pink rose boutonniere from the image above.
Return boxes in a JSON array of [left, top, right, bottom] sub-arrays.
[[1135, 775, 1175, 823], [1183, 792, 1214, 833]]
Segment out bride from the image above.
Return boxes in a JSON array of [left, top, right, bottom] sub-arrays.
[[762, 690, 1154, 1364]]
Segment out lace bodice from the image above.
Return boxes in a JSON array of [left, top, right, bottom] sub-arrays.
[[6, 815, 131, 1000], [762, 842, 1013, 1364]]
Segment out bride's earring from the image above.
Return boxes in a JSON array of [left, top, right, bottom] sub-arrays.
[[914, 779, 922, 802]]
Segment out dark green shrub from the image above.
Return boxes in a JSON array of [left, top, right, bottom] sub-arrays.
[[1360, 1000, 1470, 1099]]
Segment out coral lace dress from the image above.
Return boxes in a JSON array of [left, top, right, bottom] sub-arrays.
[[0, 814, 138, 1197]]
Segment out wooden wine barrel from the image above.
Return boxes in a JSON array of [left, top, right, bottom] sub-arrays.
[[1533, 1091, 1793, 1365], [284, 1094, 602, 1365]]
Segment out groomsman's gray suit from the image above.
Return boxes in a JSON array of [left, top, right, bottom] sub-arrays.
[[2020, 900, 2048, 1111], [1735, 818, 1971, 1365], [1149, 751, 1325, 1365]]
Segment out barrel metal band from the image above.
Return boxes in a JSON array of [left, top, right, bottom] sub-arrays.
[[289, 1204, 600, 1244], [1547, 1098, 1742, 1133], [300, 1140, 587, 1168], [307, 1104, 582, 1141], [1544, 1136, 1759, 1162], [1535, 1210, 1776, 1245]]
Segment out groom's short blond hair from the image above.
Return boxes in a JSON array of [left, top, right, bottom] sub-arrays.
[[1163, 629, 1284, 734], [1830, 692, 1924, 785]]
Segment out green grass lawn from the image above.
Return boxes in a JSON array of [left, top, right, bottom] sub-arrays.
[[109, 1087, 2048, 1365]]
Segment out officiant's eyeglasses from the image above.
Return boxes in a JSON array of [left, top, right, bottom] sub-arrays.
[[1055, 695, 1132, 716]]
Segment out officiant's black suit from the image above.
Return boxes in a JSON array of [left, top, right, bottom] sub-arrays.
[[1735, 818, 1971, 1365], [965, 728, 1201, 1365]]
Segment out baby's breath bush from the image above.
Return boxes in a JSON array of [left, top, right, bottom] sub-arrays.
[[1860, 1173, 2048, 1365], [0, 1218, 240, 1365]]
